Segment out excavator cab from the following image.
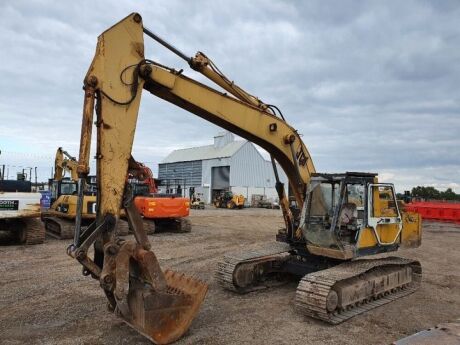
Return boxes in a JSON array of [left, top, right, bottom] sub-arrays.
[[301, 173, 369, 252], [48, 178, 78, 204], [302, 172, 419, 260]]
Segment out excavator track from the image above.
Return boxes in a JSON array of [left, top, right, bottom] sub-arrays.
[[216, 242, 291, 293], [295, 257, 421, 324], [22, 218, 46, 245], [176, 218, 191, 233], [116, 220, 130, 236], [44, 217, 74, 240], [153, 218, 192, 233]]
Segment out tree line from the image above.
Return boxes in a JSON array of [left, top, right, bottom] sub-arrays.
[[398, 186, 460, 201]]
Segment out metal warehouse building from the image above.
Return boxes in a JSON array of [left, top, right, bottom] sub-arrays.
[[158, 132, 288, 204]]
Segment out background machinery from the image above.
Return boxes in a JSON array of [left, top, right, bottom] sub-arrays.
[[41, 147, 98, 239], [213, 190, 245, 209], [0, 177, 45, 245], [190, 188, 205, 210], [251, 194, 280, 209], [68, 13, 422, 344], [129, 160, 191, 233]]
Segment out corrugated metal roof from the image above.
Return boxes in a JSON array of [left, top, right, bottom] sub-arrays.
[[161, 141, 246, 163]]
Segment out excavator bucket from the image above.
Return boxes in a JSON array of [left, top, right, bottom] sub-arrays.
[[125, 270, 208, 344], [108, 241, 208, 344]]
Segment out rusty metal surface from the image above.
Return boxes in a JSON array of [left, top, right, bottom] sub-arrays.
[[216, 242, 291, 293], [125, 201, 151, 250], [77, 85, 96, 176], [295, 257, 422, 324], [43, 217, 75, 239], [102, 240, 208, 344], [306, 244, 355, 260], [125, 269, 208, 345], [393, 320, 460, 345], [0, 207, 41, 219]]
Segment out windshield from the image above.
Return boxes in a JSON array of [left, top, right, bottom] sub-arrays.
[[303, 181, 341, 247], [61, 182, 77, 195], [310, 182, 340, 217], [346, 184, 364, 207]]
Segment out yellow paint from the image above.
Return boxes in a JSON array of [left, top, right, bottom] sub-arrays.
[[54, 147, 78, 181], [401, 211, 422, 248], [46, 194, 97, 219], [358, 224, 401, 249]]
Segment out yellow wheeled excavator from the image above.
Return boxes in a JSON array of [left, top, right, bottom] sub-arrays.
[[68, 13, 422, 344]]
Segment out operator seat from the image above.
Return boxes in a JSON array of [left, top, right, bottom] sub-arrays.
[[339, 203, 358, 225]]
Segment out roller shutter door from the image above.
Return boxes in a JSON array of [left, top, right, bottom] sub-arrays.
[[211, 166, 230, 190]]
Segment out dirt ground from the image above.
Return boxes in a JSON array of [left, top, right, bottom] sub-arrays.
[[1, 208, 459, 345]]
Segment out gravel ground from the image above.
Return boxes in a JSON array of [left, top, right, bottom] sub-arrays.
[[0, 208, 459, 345]]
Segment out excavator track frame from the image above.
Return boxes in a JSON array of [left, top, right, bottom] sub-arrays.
[[217, 246, 421, 324], [43, 217, 76, 239], [295, 257, 421, 323], [216, 242, 292, 293], [14, 217, 46, 245]]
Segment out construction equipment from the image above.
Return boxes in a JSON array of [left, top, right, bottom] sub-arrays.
[[54, 147, 78, 181], [189, 187, 205, 209], [129, 162, 191, 233], [69, 13, 422, 344], [251, 194, 280, 209], [213, 191, 245, 209], [41, 148, 99, 239], [191, 199, 205, 210], [191, 196, 205, 210], [0, 179, 45, 245]]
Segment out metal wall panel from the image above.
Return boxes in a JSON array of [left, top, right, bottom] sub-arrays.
[[158, 160, 202, 186], [229, 142, 288, 188]]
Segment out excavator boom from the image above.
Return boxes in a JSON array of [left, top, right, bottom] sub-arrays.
[[76, 13, 314, 238], [71, 13, 314, 344]]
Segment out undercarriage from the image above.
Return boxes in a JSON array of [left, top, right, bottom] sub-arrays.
[[43, 217, 75, 239], [216, 242, 421, 324]]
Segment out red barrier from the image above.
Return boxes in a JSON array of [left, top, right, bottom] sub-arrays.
[[405, 202, 460, 223]]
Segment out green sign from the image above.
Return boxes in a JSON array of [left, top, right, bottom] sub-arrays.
[[0, 200, 19, 211]]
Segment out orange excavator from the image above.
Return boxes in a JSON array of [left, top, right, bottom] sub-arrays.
[[128, 158, 191, 233]]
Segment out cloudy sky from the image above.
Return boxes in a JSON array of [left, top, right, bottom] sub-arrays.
[[0, 0, 459, 192]]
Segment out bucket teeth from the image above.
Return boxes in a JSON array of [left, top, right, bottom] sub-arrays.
[[164, 269, 207, 296], [122, 268, 208, 345]]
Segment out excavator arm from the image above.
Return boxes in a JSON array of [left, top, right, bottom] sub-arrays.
[[54, 147, 78, 181], [71, 13, 314, 344], [77, 13, 314, 236], [128, 157, 158, 194]]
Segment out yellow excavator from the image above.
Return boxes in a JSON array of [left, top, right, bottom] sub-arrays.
[[68, 13, 422, 344], [42, 147, 98, 239], [43, 148, 129, 239]]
